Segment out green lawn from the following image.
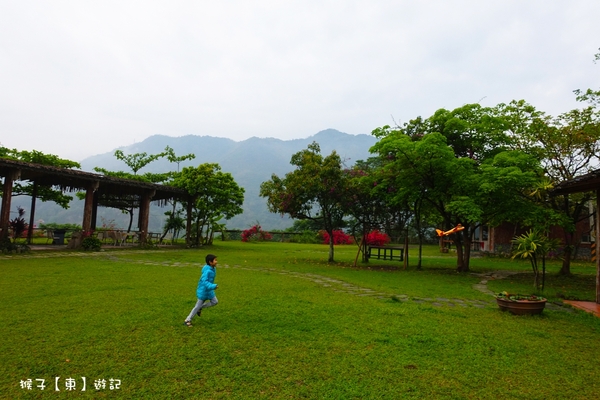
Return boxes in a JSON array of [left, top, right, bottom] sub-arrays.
[[1, 242, 599, 399]]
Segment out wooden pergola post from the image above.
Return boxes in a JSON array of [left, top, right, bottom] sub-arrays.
[[138, 190, 155, 244], [0, 169, 19, 240], [82, 181, 99, 233]]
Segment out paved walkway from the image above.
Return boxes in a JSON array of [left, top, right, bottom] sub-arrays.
[[2, 250, 575, 312], [563, 300, 600, 317]]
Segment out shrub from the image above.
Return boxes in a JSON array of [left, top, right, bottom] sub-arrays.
[[320, 230, 353, 245], [289, 230, 321, 244], [0, 236, 29, 254], [81, 237, 102, 251], [241, 225, 273, 242], [365, 230, 391, 246], [39, 223, 81, 231]]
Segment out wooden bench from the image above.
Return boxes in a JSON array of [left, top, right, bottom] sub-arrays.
[[366, 246, 404, 261]]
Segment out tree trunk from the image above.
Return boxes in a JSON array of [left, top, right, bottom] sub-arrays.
[[194, 216, 202, 247], [531, 255, 540, 291], [417, 231, 423, 270], [328, 230, 335, 262], [160, 229, 169, 244], [463, 237, 471, 271], [455, 239, 465, 272], [455, 233, 471, 272], [127, 207, 134, 233], [559, 245, 573, 275], [362, 227, 369, 263]]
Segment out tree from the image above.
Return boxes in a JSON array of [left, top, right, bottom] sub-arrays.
[[573, 48, 600, 106], [172, 163, 244, 246], [161, 209, 186, 244], [512, 229, 560, 292], [161, 146, 195, 243], [371, 131, 478, 271], [499, 100, 600, 275], [260, 142, 346, 262], [427, 103, 511, 162], [370, 105, 545, 272], [341, 158, 410, 266], [93, 147, 172, 232]]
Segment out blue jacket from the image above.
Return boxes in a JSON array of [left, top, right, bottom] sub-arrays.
[[196, 264, 217, 300]]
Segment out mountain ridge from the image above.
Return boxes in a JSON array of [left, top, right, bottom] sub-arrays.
[[34, 129, 378, 231]]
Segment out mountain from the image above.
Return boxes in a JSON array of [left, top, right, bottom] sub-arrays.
[[31, 129, 378, 231]]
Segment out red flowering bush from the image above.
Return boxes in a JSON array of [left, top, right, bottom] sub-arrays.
[[320, 230, 353, 245], [241, 225, 273, 242], [365, 230, 390, 246]]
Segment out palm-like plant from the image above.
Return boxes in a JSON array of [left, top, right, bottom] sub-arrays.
[[512, 229, 560, 292], [8, 206, 27, 243]]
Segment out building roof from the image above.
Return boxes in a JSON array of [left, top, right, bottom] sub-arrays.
[[553, 169, 600, 195]]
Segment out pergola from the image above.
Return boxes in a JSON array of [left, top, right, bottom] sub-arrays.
[[0, 158, 191, 244], [553, 169, 600, 304]]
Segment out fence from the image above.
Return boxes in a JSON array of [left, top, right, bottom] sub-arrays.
[[224, 230, 304, 242]]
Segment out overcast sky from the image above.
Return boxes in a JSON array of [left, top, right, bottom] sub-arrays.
[[1, 1, 599, 161]]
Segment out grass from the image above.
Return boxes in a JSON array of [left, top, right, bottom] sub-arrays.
[[1, 242, 599, 399]]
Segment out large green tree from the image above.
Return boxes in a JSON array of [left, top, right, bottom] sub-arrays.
[[341, 158, 404, 265], [172, 163, 244, 246], [371, 104, 547, 272], [260, 142, 346, 262], [498, 100, 600, 274], [371, 131, 477, 271]]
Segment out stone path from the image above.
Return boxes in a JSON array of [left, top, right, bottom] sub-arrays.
[[470, 270, 572, 313], [2, 251, 573, 312]]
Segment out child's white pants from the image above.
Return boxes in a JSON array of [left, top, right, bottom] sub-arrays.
[[186, 297, 218, 321]]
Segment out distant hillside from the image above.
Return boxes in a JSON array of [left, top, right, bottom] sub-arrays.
[[30, 129, 377, 231]]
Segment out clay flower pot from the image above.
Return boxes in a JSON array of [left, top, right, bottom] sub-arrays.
[[496, 292, 547, 315]]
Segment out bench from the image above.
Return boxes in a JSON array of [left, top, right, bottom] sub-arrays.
[[366, 246, 404, 261]]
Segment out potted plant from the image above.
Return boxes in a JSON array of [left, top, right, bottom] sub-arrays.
[[495, 291, 547, 315], [495, 229, 558, 315]]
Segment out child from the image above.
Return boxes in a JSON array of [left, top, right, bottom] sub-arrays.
[[184, 254, 219, 327]]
